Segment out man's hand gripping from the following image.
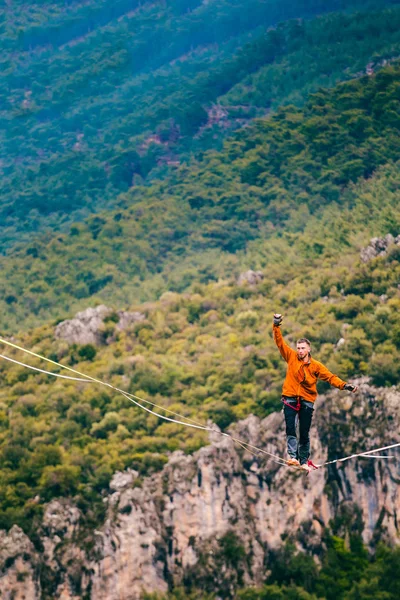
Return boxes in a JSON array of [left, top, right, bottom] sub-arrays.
[[343, 383, 358, 393]]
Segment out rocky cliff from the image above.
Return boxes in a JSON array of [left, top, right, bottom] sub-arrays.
[[0, 381, 399, 600], [55, 305, 145, 346]]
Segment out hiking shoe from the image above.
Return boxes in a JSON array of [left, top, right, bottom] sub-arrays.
[[300, 463, 311, 472], [287, 458, 300, 467]]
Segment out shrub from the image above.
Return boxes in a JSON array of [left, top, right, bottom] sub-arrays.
[[90, 412, 121, 438], [77, 344, 97, 361], [205, 400, 235, 430], [39, 464, 81, 499], [369, 353, 399, 387]]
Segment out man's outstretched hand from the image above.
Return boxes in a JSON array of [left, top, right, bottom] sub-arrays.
[[344, 383, 358, 393], [273, 313, 283, 326]]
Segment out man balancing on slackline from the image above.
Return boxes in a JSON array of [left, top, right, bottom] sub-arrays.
[[272, 313, 358, 471]]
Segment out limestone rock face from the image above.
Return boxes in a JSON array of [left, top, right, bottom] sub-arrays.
[[40, 499, 89, 600], [0, 525, 41, 599], [0, 383, 399, 599], [360, 233, 400, 262], [91, 485, 168, 600], [115, 310, 146, 332], [55, 305, 145, 345], [237, 270, 264, 285], [55, 305, 111, 345]]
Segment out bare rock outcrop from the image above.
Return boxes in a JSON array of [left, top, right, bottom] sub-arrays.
[[360, 234, 400, 263], [55, 305, 111, 345], [91, 485, 168, 600], [0, 525, 41, 599], [55, 305, 145, 345], [115, 310, 146, 332], [0, 383, 399, 599], [237, 270, 264, 286]]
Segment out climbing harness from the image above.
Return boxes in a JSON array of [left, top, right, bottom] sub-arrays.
[[0, 336, 398, 472], [282, 395, 301, 411]]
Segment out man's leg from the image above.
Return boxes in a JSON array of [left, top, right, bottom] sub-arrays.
[[298, 402, 314, 465], [283, 402, 298, 460]]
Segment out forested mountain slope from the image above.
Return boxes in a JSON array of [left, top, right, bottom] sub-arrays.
[[1, 5, 400, 598], [0, 64, 399, 332], [1, 1, 400, 246], [0, 227, 399, 596], [0, 174, 399, 534]]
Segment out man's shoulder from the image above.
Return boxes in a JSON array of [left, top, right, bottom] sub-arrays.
[[311, 357, 332, 373], [310, 357, 324, 369]]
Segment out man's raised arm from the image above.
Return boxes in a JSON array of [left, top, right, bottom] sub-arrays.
[[272, 314, 295, 363]]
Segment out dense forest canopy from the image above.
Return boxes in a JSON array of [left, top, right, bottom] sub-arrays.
[[0, 63, 399, 332], [1, 0, 400, 248]]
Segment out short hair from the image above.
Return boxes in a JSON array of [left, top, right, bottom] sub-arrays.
[[297, 338, 311, 348]]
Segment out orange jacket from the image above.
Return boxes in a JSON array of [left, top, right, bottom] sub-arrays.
[[273, 325, 346, 403]]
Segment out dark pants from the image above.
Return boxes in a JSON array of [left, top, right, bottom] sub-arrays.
[[283, 397, 314, 464]]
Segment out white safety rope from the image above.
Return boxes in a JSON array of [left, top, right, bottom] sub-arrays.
[[318, 442, 400, 467], [0, 337, 287, 467], [0, 354, 93, 382]]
